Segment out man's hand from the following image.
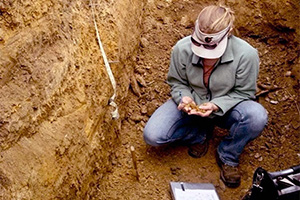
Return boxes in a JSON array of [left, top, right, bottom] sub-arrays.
[[178, 96, 219, 117]]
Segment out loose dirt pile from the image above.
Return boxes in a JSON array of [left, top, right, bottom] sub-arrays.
[[0, 0, 299, 199]]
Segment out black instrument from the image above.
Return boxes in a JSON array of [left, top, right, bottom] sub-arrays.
[[243, 164, 300, 200]]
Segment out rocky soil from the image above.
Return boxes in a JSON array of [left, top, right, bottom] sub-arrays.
[[91, 0, 300, 200]]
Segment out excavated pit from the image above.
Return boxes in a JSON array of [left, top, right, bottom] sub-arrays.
[[0, 0, 299, 199]]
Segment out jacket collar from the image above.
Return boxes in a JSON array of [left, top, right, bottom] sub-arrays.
[[192, 36, 234, 65]]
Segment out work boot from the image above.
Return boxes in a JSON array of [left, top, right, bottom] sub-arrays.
[[188, 141, 209, 158], [216, 151, 241, 188]]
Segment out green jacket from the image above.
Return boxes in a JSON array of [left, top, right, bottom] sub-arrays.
[[167, 35, 259, 117]]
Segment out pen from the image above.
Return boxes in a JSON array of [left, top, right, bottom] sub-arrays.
[[180, 182, 185, 191]]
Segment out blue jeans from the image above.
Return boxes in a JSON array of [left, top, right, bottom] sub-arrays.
[[143, 99, 268, 166]]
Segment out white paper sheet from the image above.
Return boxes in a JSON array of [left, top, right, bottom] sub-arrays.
[[174, 188, 219, 200]]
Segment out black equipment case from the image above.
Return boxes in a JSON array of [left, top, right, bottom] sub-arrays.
[[244, 164, 300, 200]]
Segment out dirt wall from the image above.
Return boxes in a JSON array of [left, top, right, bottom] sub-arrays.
[[0, 0, 145, 199]]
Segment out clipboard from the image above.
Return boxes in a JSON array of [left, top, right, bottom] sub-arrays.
[[170, 182, 219, 200]]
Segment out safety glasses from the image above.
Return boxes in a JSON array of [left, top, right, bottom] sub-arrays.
[[191, 27, 230, 50]]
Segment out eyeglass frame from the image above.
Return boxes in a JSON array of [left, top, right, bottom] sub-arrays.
[[191, 28, 230, 50]]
